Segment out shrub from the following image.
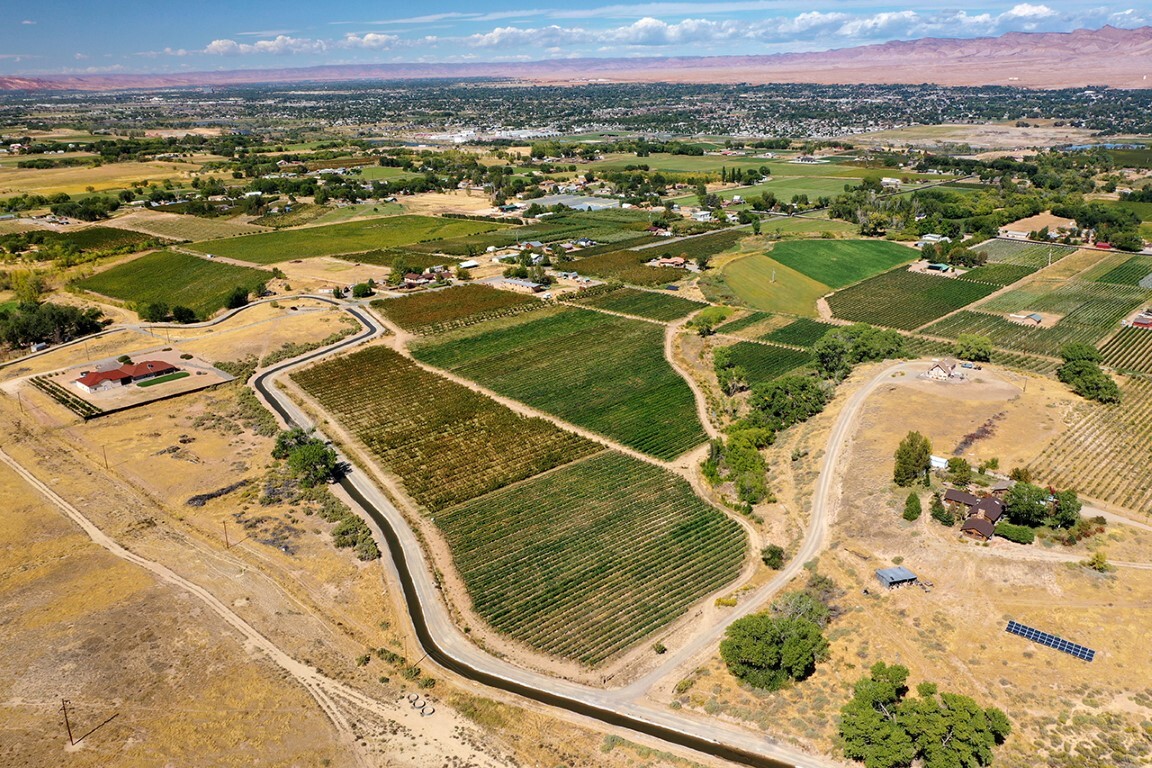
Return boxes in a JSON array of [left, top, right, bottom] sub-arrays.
[[720, 614, 828, 690], [995, 522, 1035, 544], [761, 544, 786, 569]]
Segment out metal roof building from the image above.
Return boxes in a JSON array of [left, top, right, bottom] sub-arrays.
[[875, 566, 918, 589]]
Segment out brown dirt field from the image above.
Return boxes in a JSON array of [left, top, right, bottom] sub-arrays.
[[1002, 212, 1077, 233], [840, 123, 1099, 150], [398, 191, 497, 216], [274, 257, 391, 291], [1039, 248, 1109, 280], [0, 458, 351, 768], [668, 363, 1152, 768]]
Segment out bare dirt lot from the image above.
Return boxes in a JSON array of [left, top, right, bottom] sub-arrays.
[[668, 363, 1152, 768]]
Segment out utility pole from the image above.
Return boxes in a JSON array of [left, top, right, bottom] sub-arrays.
[[61, 698, 74, 746], [223, 519, 230, 549], [101, 445, 109, 470]]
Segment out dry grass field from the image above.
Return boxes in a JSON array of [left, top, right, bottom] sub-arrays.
[[669, 364, 1152, 768], [111, 210, 269, 241], [0, 459, 350, 768], [0, 161, 194, 197]]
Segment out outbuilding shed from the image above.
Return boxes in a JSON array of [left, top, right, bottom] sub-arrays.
[[875, 566, 918, 589]]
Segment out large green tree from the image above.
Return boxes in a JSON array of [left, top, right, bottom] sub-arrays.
[[954, 333, 993, 362], [893, 431, 932, 487], [720, 613, 828, 691], [1003, 482, 1049, 527]]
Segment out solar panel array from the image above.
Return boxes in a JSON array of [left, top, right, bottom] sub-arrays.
[[1006, 620, 1095, 662]]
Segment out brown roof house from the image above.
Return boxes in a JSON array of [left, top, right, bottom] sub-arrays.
[[74, 360, 178, 394]]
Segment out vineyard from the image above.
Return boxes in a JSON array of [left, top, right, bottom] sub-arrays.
[[570, 285, 705, 322], [1085, 254, 1152, 287], [371, 284, 543, 335], [413, 209, 656, 255], [1029, 377, 1152, 513], [437, 451, 747, 665], [44, 226, 164, 253], [412, 307, 707, 460], [827, 270, 997, 330], [715, 311, 772, 334], [971, 239, 1076, 267], [78, 251, 271, 319], [1101, 327, 1152, 375], [956, 263, 1035, 287], [722, 341, 813, 383], [573, 248, 688, 286], [291, 346, 600, 512], [761, 318, 838, 347], [29, 376, 103, 419]]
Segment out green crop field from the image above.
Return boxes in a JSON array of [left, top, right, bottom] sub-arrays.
[[1083, 254, 1152, 287], [292, 346, 599, 512], [1100, 327, 1152, 374], [921, 280, 1147, 356], [438, 451, 746, 664], [46, 226, 162, 252], [970, 239, 1076, 267], [761, 317, 838, 347], [715, 311, 773, 334], [827, 270, 997, 330], [956, 263, 1035, 287], [766, 239, 915, 289], [187, 215, 504, 263], [759, 216, 857, 235], [78, 251, 270, 318], [710, 253, 828, 316], [570, 285, 705, 321], [724, 341, 812, 383], [412, 307, 707, 460], [417, 209, 656, 255], [372, 284, 542, 335], [1030, 377, 1152, 513]]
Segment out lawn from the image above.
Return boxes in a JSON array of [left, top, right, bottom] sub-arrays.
[[412, 307, 707, 460], [758, 216, 858, 235], [766, 239, 916, 289], [709, 252, 829, 316], [292, 345, 600, 512], [187, 215, 505, 263], [438, 451, 746, 664], [78, 251, 271, 319]]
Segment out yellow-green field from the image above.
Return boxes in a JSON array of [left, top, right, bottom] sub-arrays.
[[0, 160, 198, 197]]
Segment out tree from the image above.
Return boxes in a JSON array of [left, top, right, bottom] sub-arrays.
[[351, 282, 374, 298], [903, 492, 922, 521], [840, 663, 1010, 768], [287, 441, 339, 488], [273, 427, 314, 459], [893, 431, 932, 487], [813, 332, 852, 380], [1060, 343, 1103, 364], [930, 492, 953, 526], [719, 613, 828, 691], [743, 376, 829, 432], [1003, 482, 1049, 527], [11, 270, 45, 307], [770, 590, 830, 627], [171, 305, 197, 324], [839, 663, 916, 768], [954, 334, 993, 362], [138, 302, 169, 322], [761, 544, 785, 569], [1049, 489, 1082, 529], [946, 457, 972, 486], [224, 285, 250, 309]]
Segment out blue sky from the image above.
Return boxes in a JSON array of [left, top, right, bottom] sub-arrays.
[[1, 1, 1146, 74]]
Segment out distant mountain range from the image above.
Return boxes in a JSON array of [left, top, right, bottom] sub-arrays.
[[3, 25, 1151, 92]]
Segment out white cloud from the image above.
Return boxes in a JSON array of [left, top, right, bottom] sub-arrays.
[[203, 35, 329, 56], [20, 19, 35, 25], [342, 33, 401, 50]]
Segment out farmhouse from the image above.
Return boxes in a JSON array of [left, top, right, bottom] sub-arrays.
[[917, 233, 952, 246], [74, 360, 179, 394], [943, 488, 981, 512], [499, 278, 546, 294], [926, 359, 959, 380], [652, 256, 689, 268], [881, 177, 902, 189], [961, 516, 996, 541], [876, 566, 918, 589]]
